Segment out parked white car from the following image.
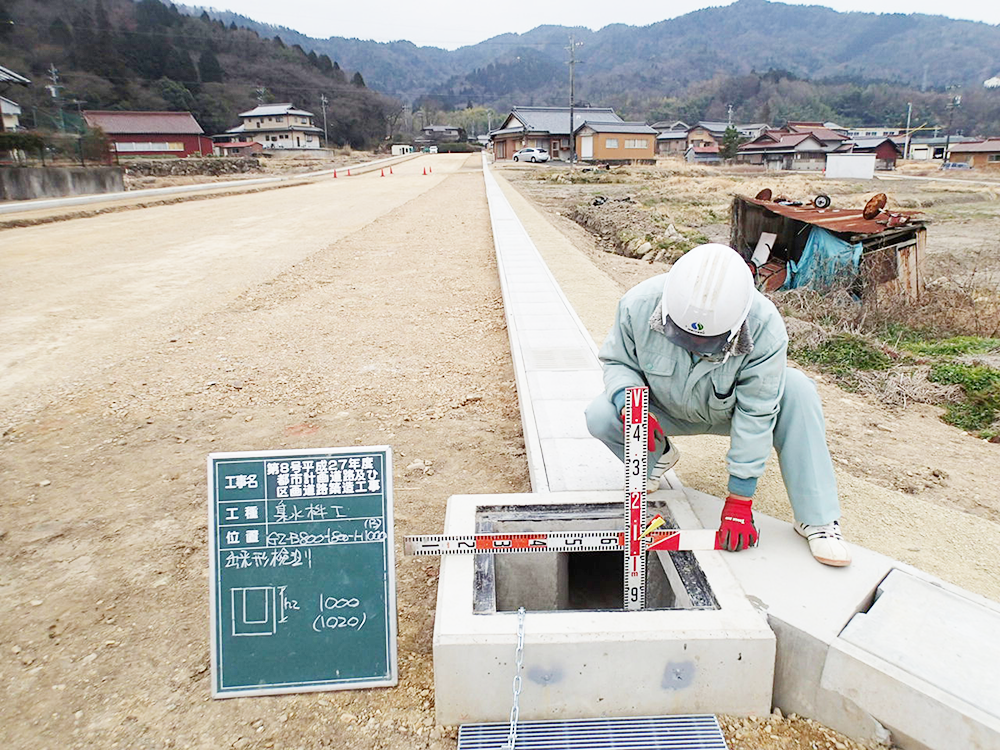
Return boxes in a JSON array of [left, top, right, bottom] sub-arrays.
[[513, 147, 549, 163]]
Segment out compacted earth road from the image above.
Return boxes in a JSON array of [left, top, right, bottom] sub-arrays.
[[4, 152, 987, 750]]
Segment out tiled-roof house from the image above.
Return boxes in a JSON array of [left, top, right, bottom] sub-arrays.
[[0, 63, 30, 133], [685, 144, 721, 164], [686, 121, 729, 149], [215, 103, 323, 151], [491, 106, 623, 161], [1, 96, 22, 131], [947, 138, 1000, 168], [846, 137, 903, 170], [82, 110, 212, 157], [737, 131, 829, 171]]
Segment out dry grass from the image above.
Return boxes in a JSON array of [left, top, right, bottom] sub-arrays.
[[852, 367, 964, 408], [510, 160, 1000, 434]]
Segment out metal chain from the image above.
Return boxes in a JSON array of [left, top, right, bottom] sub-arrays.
[[505, 606, 526, 750]]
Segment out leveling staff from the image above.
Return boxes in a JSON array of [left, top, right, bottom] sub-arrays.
[[585, 243, 851, 567]]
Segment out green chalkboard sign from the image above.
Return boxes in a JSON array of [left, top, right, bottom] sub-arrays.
[[208, 447, 397, 698]]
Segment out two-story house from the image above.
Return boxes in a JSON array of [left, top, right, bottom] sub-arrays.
[[0, 63, 30, 133], [1, 96, 22, 131], [217, 103, 324, 151]]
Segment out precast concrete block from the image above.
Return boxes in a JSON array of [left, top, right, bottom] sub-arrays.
[[432, 491, 775, 726], [821, 569, 1000, 750], [525, 371, 603, 401], [538, 438, 625, 492], [684, 491, 1000, 748], [533, 400, 594, 439], [683, 490, 900, 741]]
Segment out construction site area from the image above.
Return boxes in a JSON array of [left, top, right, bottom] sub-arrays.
[[1, 152, 998, 750]]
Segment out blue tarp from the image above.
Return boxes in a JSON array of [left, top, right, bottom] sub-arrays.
[[783, 226, 862, 291]]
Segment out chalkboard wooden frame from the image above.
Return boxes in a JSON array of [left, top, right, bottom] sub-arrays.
[[208, 446, 397, 698]]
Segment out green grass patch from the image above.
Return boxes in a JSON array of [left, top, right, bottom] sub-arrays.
[[793, 333, 892, 379], [897, 336, 1000, 357], [928, 362, 1000, 434]]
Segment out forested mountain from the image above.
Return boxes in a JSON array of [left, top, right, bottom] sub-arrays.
[[189, 0, 1000, 135], [4, 0, 999, 141], [0, 0, 398, 146]]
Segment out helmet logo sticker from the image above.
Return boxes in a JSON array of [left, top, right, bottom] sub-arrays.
[[690, 322, 705, 332]]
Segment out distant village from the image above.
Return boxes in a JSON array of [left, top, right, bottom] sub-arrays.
[[488, 106, 999, 172], [2, 60, 998, 172]]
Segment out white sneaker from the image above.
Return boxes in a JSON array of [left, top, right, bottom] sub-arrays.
[[794, 520, 852, 567], [646, 440, 680, 493]]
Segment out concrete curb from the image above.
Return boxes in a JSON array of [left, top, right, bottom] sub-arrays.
[[481, 155, 620, 493]]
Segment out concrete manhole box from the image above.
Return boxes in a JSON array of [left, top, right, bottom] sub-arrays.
[[432, 490, 775, 726]]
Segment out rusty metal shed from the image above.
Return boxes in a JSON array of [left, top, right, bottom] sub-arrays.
[[730, 195, 926, 299]]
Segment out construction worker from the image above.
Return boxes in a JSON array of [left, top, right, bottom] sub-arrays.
[[585, 243, 851, 567]]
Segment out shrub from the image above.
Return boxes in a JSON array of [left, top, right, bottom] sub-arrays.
[[435, 142, 479, 153], [0, 131, 46, 156]]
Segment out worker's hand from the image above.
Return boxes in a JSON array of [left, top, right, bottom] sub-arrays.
[[716, 495, 759, 552], [619, 409, 666, 451], [647, 414, 665, 452]]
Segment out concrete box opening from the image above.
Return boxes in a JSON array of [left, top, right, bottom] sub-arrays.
[[473, 502, 718, 613]]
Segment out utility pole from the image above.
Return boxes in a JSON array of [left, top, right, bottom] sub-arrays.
[[943, 92, 961, 165], [47, 63, 65, 132], [903, 102, 912, 160], [320, 94, 329, 148], [566, 35, 582, 169]]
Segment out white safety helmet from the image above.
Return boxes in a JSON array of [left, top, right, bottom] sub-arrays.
[[661, 243, 754, 358]]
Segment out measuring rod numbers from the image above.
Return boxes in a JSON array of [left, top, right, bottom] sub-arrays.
[[208, 447, 397, 698], [624, 386, 648, 611]]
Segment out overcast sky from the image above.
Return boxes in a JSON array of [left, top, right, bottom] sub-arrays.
[[206, 0, 1000, 49]]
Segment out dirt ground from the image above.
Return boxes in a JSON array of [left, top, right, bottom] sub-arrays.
[[498, 159, 1000, 602], [1, 153, 995, 750]]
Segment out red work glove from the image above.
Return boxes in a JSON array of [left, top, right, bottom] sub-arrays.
[[619, 410, 666, 451], [647, 414, 665, 452], [716, 495, 759, 552]]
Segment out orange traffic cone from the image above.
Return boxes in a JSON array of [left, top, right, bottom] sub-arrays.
[[380, 168, 384, 177], [422, 167, 427, 175], [347, 169, 351, 176], [429, 166, 432, 174], [390, 166, 394, 174], [333, 169, 337, 178]]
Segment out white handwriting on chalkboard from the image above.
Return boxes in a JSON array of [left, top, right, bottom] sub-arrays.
[[224, 548, 313, 569], [264, 529, 386, 548], [277, 586, 299, 625], [312, 594, 366, 633], [272, 502, 346, 524]]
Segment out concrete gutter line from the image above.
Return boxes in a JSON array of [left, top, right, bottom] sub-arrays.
[[478, 154, 1000, 750]]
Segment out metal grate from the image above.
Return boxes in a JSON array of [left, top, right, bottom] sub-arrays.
[[458, 714, 728, 749]]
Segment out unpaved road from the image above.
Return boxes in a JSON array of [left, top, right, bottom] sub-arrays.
[[0, 152, 954, 750], [1, 154, 530, 750]]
